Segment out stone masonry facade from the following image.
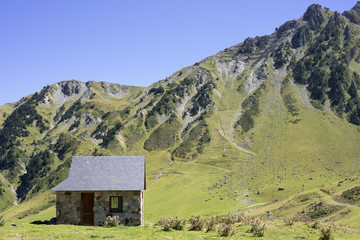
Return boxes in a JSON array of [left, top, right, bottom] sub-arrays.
[[56, 191, 143, 226]]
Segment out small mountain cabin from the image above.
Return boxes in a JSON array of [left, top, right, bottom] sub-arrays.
[[52, 156, 145, 226]]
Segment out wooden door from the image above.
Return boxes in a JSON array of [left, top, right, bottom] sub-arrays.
[[81, 192, 94, 225]]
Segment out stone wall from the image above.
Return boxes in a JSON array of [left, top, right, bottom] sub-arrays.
[[56, 191, 81, 225], [94, 191, 143, 226], [55, 191, 143, 226]]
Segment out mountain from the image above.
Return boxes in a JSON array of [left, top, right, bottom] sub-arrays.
[[1, 3, 360, 221]]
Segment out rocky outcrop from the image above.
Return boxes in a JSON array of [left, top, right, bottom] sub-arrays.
[[303, 4, 324, 30], [291, 25, 311, 48], [343, 1, 360, 24], [51, 81, 87, 107], [60, 81, 82, 96], [100, 82, 131, 97], [276, 20, 298, 38]]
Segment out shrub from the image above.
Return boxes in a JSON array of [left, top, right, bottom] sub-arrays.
[[218, 224, 235, 237], [216, 212, 235, 224], [222, 213, 235, 224], [104, 216, 119, 227], [311, 220, 321, 229], [294, 215, 312, 224], [216, 212, 250, 225], [283, 215, 312, 226], [205, 216, 217, 232], [319, 227, 334, 240], [283, 217, 295, 226], [158, 217, 172, 231], [0, 215, 5, 226], [188, 215, 204, 231], [170, 217, 186, 230], [239, 216, 254, 225], [158, 217, 186, 231], [250, 220, 266, 237]]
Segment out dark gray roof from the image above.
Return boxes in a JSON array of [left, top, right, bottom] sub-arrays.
[[52, 156, 145, 191]]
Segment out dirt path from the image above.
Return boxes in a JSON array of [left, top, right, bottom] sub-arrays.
[[217, 129, 257, 156], [300, 85, 313, 108]]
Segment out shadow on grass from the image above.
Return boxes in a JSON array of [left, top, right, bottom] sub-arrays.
[[30, 217, 56, 225]]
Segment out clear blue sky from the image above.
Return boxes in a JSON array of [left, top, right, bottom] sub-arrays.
[[0, 0, 357, 105]]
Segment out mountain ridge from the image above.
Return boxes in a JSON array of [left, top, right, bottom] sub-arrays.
[[0, 3, 360, 222]]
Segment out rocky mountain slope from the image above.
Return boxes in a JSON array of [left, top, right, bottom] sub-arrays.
[[0, 3, 360, 218]]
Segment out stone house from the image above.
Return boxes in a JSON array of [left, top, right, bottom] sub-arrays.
[[52, 156, 145, 226]]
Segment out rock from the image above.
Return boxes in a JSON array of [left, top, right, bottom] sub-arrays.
[[60, 81, 81, 96], [276, 20, 298, 38], [278, 187, 285, 191], [291, 25, 311, 48], [257, 191, 261, 195], [11, 223, 17, 226], [303, 4, 324, 30]]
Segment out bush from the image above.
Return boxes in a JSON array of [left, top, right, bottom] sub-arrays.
[[205, 216, 217, 232], [104, 216, 119, 227], [250, 220, 266, 237], [221, 213, 235, 224], [157, 217, 172, 231], [216, 212, 236, 224], [0, 215, 4, 226], [294, 215, 313, 224], [188, 215, 204, 231], [170, 217, 186, 230], [311, 220, 321, 229], [216, 212, 249, 225], [319, 227, 334, 240], [237, 214, 254, 225], [218, 224, 235, 237], [283, 217, 295, 226], [158, 217, 186, 231], [284, 215, 312, 226]]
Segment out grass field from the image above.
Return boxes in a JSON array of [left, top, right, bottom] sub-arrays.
[[1, 207, 360, 239], [1, 175, 359, 239]]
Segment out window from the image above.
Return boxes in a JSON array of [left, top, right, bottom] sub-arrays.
[[110, 196, 123, 212]]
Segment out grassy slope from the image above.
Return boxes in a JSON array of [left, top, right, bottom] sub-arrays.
[[0, 106, 17, 210], [1, 177, 359, 239], [206, 58, 360, 207], [0, 105, 13, 127], [2, 191, 55, 221], [246, 176, 360, 229], [1, 218, 359, 240], [249, 71, 360, 204], [132, 51, 360, 225], [0, 173, 15, 212], [145, 162, 234, 222], [2, 59, 360, 232]]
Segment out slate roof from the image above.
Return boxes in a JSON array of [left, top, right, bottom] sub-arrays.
[[52, 156, 145, 191]]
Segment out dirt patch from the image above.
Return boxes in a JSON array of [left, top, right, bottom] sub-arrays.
[[300, 85, 313, 108]]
